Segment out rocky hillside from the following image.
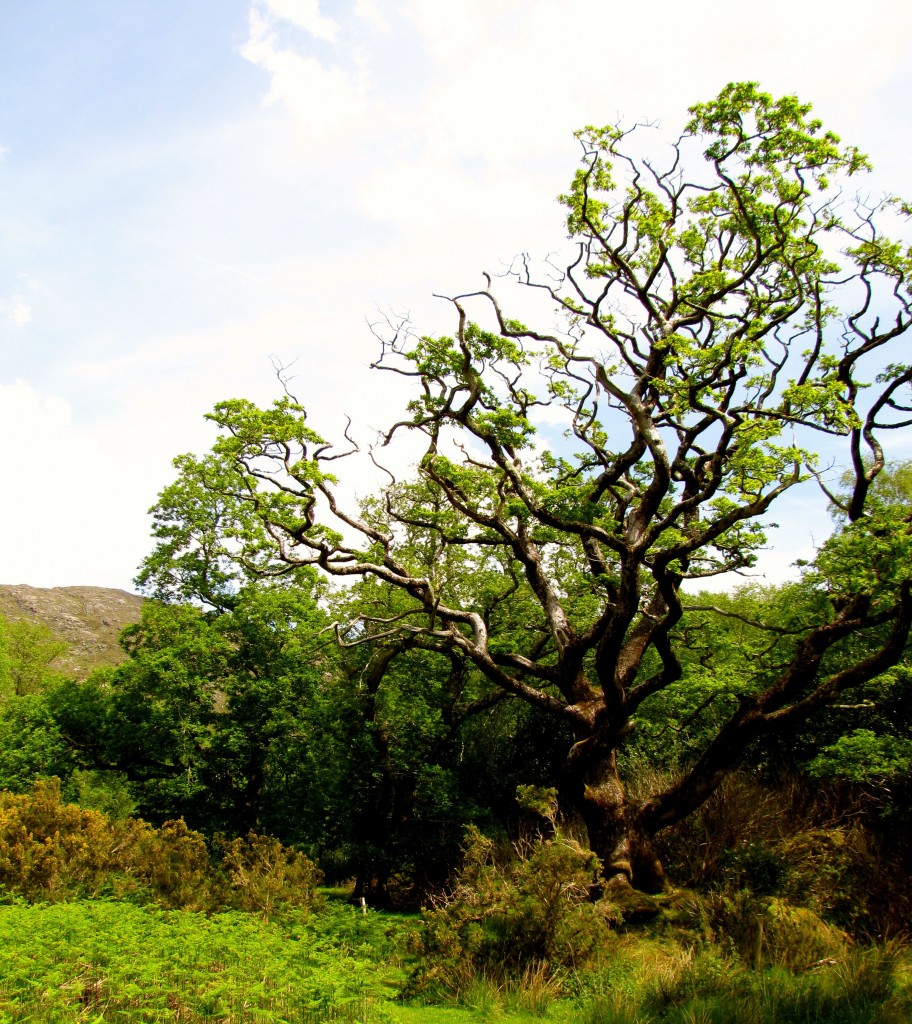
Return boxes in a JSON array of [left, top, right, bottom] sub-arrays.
[[0, 585, 145, 679]]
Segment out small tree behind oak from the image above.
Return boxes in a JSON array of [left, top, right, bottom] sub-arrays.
[[139, 84, 912, 892]]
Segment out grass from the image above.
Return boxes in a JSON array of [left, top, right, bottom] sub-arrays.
[[0, 893, 908, 1024], [573, 933, 912, 1024]]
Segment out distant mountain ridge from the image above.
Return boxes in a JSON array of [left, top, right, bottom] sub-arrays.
[[0, 585, 145, 679]]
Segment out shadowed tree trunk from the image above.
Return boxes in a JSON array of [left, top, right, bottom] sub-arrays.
[[568, 749, 667, 893]]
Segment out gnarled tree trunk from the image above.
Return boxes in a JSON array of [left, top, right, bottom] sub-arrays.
[[566, 745, 667, 894]]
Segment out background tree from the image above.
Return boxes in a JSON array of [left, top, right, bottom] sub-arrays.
[[0, 613, 66, 700], [138, 479, 563, 899], [50, 581, 345, 840], [0, 613, 75, 793], [139, 83, 912, 891], [329, 557, 569, 902]]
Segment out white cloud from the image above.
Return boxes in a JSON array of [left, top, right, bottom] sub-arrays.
[[258, 0, 339, 40], [0, 295, 32, 327], [398, 0, 912, 165], [400, 0, 516, 64], [240, 0, 912, 287], [9, 300, 32, 326], [19, 273, 49, 295], [0, 276, 53, 329], [0, 382, 153, 589], [354, 0, 389, 32], [241, 8, 372, 148]]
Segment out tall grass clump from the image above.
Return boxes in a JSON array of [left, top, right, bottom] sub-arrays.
[[642, 944, 910, 1023], [574, 937, 912, 1024]]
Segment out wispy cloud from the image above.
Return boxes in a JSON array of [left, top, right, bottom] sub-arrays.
[[354, 0, 389, 32], [241, 7, 372, 148], [256, 0, 339, 41], [0, 295, 32, 327]]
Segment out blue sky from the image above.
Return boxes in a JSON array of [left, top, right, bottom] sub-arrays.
[[1, 0, 911, 590]]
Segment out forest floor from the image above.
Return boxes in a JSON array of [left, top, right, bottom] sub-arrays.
[[0, 890, 909, 1024]]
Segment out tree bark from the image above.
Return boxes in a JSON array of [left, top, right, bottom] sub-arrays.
[[567, 745, 667, 894]]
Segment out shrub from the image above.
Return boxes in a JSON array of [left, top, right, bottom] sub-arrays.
[[0, 778, 145, 902], [406, 825, 618, 999], [135, 816, 214, 909], [656, 771, 912, 940], [0, 779, 321, 914], [218, 831, 323, 916]]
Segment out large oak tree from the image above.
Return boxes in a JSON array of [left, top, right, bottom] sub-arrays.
[[140, 84, 912, 891]]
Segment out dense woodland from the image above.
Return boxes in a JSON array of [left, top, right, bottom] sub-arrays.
[[2, 572, 911, 917], [2, 82, 912, 1021]]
